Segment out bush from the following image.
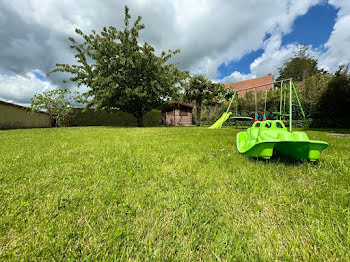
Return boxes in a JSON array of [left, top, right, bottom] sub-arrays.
[[311, 66, 350, 128], [144, 110, 162, 126], [69, 108, 161, 127]]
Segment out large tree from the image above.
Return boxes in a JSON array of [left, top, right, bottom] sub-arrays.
[[49, 6, 186, 127], [184, 75, 224, 126]]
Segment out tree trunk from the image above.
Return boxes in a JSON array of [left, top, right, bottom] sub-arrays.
[[136, 112, 144, 127], [48, 108, 53, 128], [49, 113, 52, 128], [196, 99, 202, 126], [67, 111, 70, 127]]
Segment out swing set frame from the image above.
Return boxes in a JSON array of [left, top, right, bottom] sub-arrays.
[[225, 78, 308, 131]]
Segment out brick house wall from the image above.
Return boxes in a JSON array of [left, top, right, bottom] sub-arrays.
[[225, 74, 274, 97]]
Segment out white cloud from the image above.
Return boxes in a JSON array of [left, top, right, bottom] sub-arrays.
[[250, 34, 299, 77], [222, 0, 350, 84], [1, 0, 322, 74], [0, 72, 56, 104], [318, 0, 350, 71], [246, 0, 350, 80], [2, 0, 341, 103], [220, 35, 299, 83], [220, 71, 256, 84]]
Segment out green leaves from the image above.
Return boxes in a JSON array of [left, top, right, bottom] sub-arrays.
[[277, 45, 324, 82], [183, 75, 225, 126], [31, 89, 78, 127], [49, 5, 186, 126], [314, 65, 350, 127]]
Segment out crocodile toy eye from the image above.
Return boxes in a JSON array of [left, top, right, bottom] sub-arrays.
[[276, 122, 283, 128], [265, 122, 272, 128]]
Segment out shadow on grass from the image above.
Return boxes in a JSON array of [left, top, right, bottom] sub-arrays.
[[92, 125, 165, 128], [307, 128, 350, 134], [248, 153, 321, 166]]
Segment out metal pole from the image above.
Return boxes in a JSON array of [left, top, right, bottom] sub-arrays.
[[279, 80, 283, 120], [264, 86, 267, 114], [283, 83, 287, 120], [292, 82, 308, 129], [231, 78, 292, 93], [225, 92, 236, 114], [235, 93, 238, 117], [289, 80, 292, 132], [254, 89, 257, 116]]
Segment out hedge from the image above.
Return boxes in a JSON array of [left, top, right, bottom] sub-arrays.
[[69, 108, 161, 127]]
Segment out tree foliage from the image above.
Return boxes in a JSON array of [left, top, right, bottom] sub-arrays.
[[314, 65, 350, 127], [49, 6, 187, 127], [293, 73, 331, 119], [277, 45, 324, 82], [31, 89, 76, 127], [183, 75, 225, 126]]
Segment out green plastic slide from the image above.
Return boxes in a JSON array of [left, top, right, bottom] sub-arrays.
[[209, 92, 236, 129], [236, 120, 328, 161], [209, 112, 232, 129]]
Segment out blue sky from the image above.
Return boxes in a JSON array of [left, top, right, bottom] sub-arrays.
[[218, 3, 339, 79], [33, 71, 47, 81]]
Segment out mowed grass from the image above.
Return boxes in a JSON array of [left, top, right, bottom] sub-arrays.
[[0, 126, 349, 261]]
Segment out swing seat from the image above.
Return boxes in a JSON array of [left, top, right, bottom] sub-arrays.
[[232, 116, 254, 120], [232, 116, 254, 128], [272, 112, 290, 116]]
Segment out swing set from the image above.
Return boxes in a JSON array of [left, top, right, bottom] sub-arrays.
[[209, 78, 328, 160], [209, 78, 308, 131]]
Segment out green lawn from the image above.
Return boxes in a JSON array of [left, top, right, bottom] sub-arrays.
[[0, 126, 349, 261]]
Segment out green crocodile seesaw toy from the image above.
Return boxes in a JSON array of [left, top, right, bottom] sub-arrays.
[[236, 120, 328, 161]]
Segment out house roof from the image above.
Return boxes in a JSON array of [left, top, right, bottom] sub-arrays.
[[170, 101, 194, 109], [225, 74, 274, 93]]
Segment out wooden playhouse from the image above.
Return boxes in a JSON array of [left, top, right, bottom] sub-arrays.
[[162, 101, 193, 126]]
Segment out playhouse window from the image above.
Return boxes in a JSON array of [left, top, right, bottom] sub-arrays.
[[179, 110, 188, 116]]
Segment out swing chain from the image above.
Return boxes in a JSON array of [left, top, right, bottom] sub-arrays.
[[264, 86, 268, 115]]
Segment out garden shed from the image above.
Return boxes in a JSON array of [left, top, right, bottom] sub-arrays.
[[162, 101, 193, 126]]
